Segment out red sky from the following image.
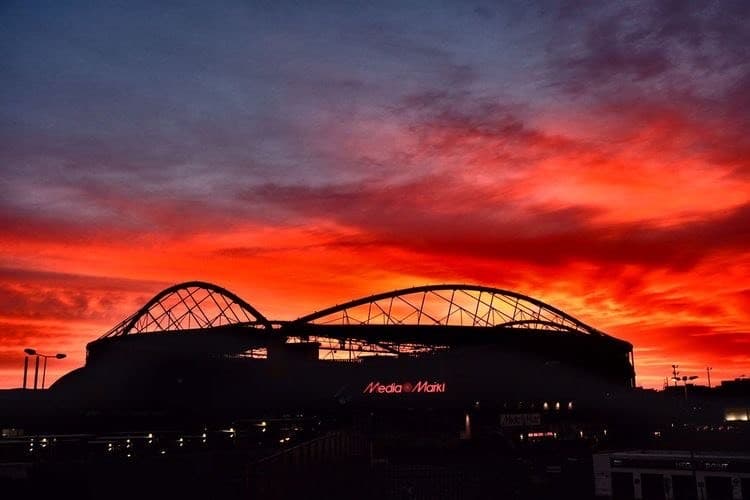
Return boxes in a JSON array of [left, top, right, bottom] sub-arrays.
[[1, 1, 749, 389]]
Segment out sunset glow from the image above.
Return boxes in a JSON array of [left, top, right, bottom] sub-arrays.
[[1, 1, 749, 389]]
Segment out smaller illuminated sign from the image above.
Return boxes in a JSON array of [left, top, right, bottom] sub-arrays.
[[703, 462, 729, 472], [500, 413, 541, 427], [363, 381, 446, 394]]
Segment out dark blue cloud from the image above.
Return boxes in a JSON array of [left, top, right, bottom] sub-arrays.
[[1, 0, 748, 230]]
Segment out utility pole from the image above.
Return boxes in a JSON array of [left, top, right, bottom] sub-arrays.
[[706, 367, 712, 389], [671, 365, 680, 387]]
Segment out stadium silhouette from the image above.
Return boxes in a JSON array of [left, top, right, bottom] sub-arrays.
[[50, 281, 635, 420]]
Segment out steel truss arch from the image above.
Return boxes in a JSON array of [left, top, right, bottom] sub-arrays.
[[293, 284, 605, 336], [100, 281, 271, 338]]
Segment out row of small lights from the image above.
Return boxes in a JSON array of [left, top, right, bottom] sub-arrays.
[[542, 401, 574, 411], [25, 421, 296, 457], [519, 428, 607, 441], [480, 401, 574, 410]]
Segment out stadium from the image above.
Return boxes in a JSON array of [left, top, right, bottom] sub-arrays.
[[50, 281, 635, 418]]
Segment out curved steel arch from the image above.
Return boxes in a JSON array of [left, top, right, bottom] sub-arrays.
[[293, 284, 605, 336], [100, 281, 271, 338]]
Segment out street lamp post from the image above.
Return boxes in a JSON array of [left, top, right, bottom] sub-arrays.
[[22, 349, 66, 390], [33, 355, 40, 390], [41, 353, 66, 389], [22, 348, 36, 390]]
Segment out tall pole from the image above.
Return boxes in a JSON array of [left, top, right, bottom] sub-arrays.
[[33, 355, 39, 390], [41, 356, 48, 390], [22, 356, 29, 390], [706, 367, 712, 389], [683, 379, 688, 400]]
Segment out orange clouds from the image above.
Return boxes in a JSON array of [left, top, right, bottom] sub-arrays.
[[1, 214, 748, 389]]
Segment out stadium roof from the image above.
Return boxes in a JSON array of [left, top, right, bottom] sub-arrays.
[[100, 282, 609, 339]]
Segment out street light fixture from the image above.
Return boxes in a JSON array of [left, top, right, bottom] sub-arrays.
[[41, 353, 67, 389], [22, 349, 38, 389], [22, 349, 66, 390]]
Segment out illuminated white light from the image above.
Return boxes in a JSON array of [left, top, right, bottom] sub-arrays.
[[543, 402, 549, 410], [201, 433, 207, 439], [724, 410, 749, 422], [160, 450, 166, 455], [555, 402, 560, 411], [147, 433, 153, 439], [260, 421, 267, 427], [567, 402, 573, 410]]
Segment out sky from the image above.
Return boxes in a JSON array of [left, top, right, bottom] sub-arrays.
[[1, 0, 749, 389]]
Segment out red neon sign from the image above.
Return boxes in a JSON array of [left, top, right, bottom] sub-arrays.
[[363, 380, 447, 394]]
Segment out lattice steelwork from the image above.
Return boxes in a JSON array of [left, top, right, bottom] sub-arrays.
[[294, 285, 603, 336], [286, 335, 443, 361], [101, 281, 269, 338]]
